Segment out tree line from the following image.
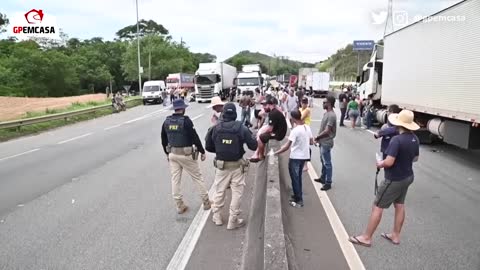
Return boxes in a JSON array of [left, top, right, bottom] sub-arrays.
[[0, 14, 216, 97]]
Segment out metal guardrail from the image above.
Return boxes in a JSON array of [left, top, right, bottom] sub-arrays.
[[0, 98, 141, 130]]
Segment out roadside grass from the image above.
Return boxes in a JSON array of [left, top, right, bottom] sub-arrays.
[[0, 97, 142, 142]]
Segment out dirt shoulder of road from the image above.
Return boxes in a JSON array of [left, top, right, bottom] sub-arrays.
[[0, 94, 107, 122]]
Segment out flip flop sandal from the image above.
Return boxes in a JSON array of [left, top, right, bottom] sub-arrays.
[[381, 233, 400, 245], [348, 236, 372, 247]]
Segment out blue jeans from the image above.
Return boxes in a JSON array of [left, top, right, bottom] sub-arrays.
[[289, 159, 306, 203], [366, 110, 373, 129], [320, 145, 333, 184], [241, 107, 251, 126]]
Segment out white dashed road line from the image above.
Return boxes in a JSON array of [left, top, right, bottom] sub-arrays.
[[191, 114, 205, 121], [0, 148, 41, 162], [104, 124, 123, 131], [57, 133, 93, 145], [307, 162, 366, 270]]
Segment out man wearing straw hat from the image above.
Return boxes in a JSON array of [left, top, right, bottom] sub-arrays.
[[208, 96, 225, 125], [349, 110, 420, 247]]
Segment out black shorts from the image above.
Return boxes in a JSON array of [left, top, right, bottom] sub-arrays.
[[374, 176, 414, 208], [259, 131, 283, 144]]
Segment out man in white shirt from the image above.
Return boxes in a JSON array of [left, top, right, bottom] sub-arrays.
[[274, 110, 313, 208]]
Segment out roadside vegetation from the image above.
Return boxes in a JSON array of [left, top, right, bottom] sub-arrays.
[[0, 98, 142, 142]]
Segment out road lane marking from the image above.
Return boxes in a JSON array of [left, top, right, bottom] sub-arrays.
[[0, 148, 40, 162], [57, 133, 93, 145], [124, 115, 151, 124], [166, 186, 215, 270], [104, 124, 123, 131], [105, 108, 169, 129], [191, 114, 204, 121], [307, 162, 366, 270]]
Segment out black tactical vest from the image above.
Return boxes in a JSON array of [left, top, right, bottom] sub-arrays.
[[165, 115, 190, 147], [213, 121, 244, 161]]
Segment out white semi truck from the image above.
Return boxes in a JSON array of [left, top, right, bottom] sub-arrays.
[[357, 0, 480, 149], [235, 64, 264, 98], [194, 63, 237, 102]]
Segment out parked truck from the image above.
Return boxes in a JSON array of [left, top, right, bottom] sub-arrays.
[[194, 63, 237, 102], [298, 68, 319, 89], [166, 73, 194, 91], [306, 72, 330, 98], [235, 64, 263, 98], [357, 0, 480, 149]]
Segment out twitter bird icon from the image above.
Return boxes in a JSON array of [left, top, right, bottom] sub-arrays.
[[371, 11, 388, 25]]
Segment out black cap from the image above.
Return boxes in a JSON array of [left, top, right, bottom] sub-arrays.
[[223, 102, 237, 120]]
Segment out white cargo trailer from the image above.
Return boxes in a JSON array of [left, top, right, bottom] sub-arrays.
[[357, 0, 480, 149], [194, 63, 237, 102]]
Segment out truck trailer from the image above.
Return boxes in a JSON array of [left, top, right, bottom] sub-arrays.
[[194, 63, 237, 102], [357, 0, 480, 149], [166, 73, 194, 90], [306, 72, 330, 97]]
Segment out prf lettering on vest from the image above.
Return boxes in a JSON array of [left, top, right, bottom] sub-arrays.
[[169, 125, 179, 130], [222, 139, 233, 144]]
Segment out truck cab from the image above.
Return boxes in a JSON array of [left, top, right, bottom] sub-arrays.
[[142, 80, 166, 105], [358, 45, 384, 102], [235, 64, 263, 98], [236, 72, 263, 98]]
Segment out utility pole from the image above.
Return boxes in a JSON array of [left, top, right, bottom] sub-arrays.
[[136, 0, 142, 95], [149, 50, 151, 80]]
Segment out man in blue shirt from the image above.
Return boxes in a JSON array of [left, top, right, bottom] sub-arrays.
[[374, 104, 402, 159], [349, 110, 420, 247]]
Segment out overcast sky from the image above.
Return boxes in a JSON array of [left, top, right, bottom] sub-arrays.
[[2, 0, 461, 63]]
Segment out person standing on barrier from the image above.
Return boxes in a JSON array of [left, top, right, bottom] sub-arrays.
[[205, 103, 258, 229], [250, 97, 287, 163], [161, 99, 211, 214], [275, 110, 313, 208], [314, 95, 337, 191], [349, 110, 420, 248]]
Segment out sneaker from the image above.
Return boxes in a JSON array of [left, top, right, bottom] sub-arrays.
[[203, 198, 212, 210], [314, 177, 325, 184], [321, 184, 332, 191], [212, 213, 223, 226], [227, 217, 245, 230], [289, 201, 304, 208], [176, 204, 188, 214]]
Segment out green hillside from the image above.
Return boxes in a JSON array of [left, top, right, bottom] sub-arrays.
[[316, 40, 383, 81], [225, 50, 315, 76]]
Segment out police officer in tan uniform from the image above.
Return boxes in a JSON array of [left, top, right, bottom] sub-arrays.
[[205, 103, 257, 229], [161, 99, 211, 214]]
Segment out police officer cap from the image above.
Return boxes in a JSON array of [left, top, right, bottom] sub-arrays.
[[223, 102, 237, 120]]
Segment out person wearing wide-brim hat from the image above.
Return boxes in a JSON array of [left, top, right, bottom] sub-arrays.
[[161, 98, 212, 214], [349, 110, 420, 248], [208, 96, 225, 125]]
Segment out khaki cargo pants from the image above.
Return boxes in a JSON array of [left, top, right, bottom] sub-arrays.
[[212, 165, 246, 218], [168, 153, 209, 202]]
